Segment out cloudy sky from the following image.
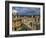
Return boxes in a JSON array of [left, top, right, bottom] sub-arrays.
[[12, 7, 40, 16]]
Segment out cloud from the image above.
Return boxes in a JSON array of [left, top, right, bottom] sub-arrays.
[[12, 7, 40, 16]]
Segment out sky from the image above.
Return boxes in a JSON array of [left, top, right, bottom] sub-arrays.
[[12, 7, 40, 16]]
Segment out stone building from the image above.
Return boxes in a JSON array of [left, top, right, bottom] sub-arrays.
[[12, 14, 40, 31]]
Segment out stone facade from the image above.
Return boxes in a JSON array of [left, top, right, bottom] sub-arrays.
[[12, 15, 40, 31]]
